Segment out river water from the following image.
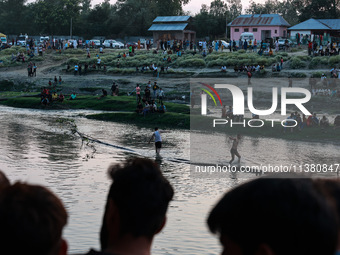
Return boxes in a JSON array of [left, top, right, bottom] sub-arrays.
[[0, 105, 339, 254]]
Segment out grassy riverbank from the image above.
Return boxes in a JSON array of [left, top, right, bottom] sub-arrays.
[[0, 93, 190, 129]]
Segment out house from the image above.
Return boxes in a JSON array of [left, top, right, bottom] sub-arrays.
[[228, 14, 290, 41], [288, 18, 340, 38], [148, 16, 196, 44]]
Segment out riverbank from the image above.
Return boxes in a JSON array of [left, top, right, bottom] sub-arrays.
[[0, 93, 190, 129]]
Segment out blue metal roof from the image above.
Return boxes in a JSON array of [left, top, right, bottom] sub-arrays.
[[148, 23, 188, 31], [288, 18, 331, 30], [153, 16, 191, 23], [318, 19, 340, 30], [228, 14, 290, 27]]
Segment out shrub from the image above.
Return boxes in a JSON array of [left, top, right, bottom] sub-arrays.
[[51, 56, 65, 61], [291, 72, 307, 78], [297, 55, 311, 61], [290, 57, 306, 69], [0, 46, 26, 55], [236, 49, 246, 54], [328, 55, 340, 66], [65, 49, 84, 55], [66, 58, 80, 65], [205, 54, 220, 61], [309, 57, 329, 69], [311, 71, 323, 78], [175, 58, 206, 67]]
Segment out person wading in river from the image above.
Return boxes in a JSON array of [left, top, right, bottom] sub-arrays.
[[149, 127, 170, 155], [228, 134, 241, 164]]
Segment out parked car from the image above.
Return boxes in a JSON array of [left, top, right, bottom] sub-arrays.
[[89, 39, 101, 48], [278, 39, 294, 50], [212, 40, 230, 48], [103, 39, 124, 49], [126, 42, 138, 48], [40, 36, 49, 43], [113, 40, 124, 48]]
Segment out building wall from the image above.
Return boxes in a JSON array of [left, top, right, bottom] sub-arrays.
[[289, 30, 312, 38], [230, 26, 288, 41], [153, 31, 184, 43]]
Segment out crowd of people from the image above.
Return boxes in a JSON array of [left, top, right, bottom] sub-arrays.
[[222, 106, 340, 132], [134, 81, 167, 115], [283, 112, 340, 132], [2, 161, 340, 255], [39, 76, 74, 106], [309, 40, 340, 56]]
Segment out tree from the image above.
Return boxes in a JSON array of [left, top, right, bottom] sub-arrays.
[[0, 0, 28, 34], [246, 0, 299, 26], [193, 1, 229, 39], [294, 0, 340, 21], [227, 0, 242, 21], [30, 0, 82, 36]]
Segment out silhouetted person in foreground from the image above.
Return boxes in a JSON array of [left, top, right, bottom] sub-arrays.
[[0, 170, 10, 191], [0, 182, 68, 255], [313, 179, 340, 254], [84, 158, 174, 255], [207, 177, 338, 255]]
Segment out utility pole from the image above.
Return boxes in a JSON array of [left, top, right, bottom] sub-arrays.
[[70, 18, 73, 39]]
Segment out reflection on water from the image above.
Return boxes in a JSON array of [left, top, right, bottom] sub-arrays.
[[0, 105, 339, 254]]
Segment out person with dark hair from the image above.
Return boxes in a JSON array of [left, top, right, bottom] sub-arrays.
[[207, 177, 338, 255], [0, 170, 10, 191], [0, 182, 68, 255], [313, 179, 340, 254], [149, 127, 169, 155], [84, 158, 174, 255]]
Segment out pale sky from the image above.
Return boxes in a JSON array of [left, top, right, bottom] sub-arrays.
[[26, 0, 262, 14], [98, 0, 259, 14]]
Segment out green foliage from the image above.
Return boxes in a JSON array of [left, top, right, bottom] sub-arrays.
[[0, 46, 26, 55], [296, 55, 311, 61], [328, 55, 340, 66], [311, 71, 323, 78], [290, 72, 307, 78], [0, 80, 14, 91], [308, 57, 330, 69], [65, 49, 85, 55], [290, 57, 306, 69]]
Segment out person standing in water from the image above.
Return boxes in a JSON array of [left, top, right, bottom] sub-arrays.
[[149, 127, 166, 154], [229, 134, 241, 164]]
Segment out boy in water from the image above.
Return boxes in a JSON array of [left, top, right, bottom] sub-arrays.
[[149, 127, 170, 155], [149, 127, 162, 154], [229, 134, 241, 164]]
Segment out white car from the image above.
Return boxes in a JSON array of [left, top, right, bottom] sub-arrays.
[[212, 40, 230, 48], [89, 39, 101, 48], [103, 39, 124, 49], [278, 39, 293, 49]]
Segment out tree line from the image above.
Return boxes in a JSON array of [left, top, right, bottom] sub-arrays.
[[0, 0, 338, 40]]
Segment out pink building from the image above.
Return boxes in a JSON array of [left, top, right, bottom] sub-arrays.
[[228, 14, 290, 42]]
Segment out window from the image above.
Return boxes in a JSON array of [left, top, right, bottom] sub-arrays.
[[244, 28, 249, 32], [253, 28, 257, 32], [275, 30, 277, 34], [235, 28, 239, 32]]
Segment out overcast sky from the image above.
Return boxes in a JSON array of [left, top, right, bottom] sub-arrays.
[[26, 0, 262, 14], [94, 0, 259, 14]]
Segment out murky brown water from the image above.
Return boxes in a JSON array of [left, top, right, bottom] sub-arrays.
[[0, 105, 339, 254]]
